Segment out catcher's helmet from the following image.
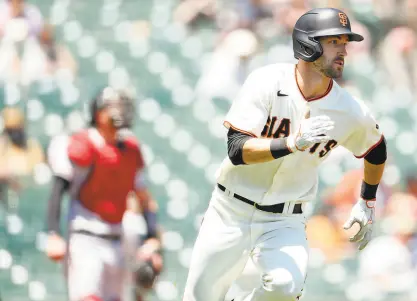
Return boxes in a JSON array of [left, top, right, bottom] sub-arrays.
[[292, 8, 363, 62], [89, 86, 135, 129]]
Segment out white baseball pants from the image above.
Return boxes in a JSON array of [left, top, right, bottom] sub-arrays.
[[183, 186, 309, 301], [225, 257, 259, 301], [66, 233, 125, 301], [65, 204, 146, 301]]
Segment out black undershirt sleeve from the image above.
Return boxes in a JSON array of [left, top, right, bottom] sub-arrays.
[[227, 128, 292, 165], [361, 136, 387, 200], [143, 210, 158, 240], [227, 128, 252, 165], [47, 176, 70, 234], [364, 136, 387, 165]]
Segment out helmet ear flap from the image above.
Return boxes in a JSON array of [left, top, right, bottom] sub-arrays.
[[301, 44, 313, 56], [307, 37, 323, 60], [293, 34, 323, 62]]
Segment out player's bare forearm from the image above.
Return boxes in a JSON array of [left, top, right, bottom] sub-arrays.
[[135, 188, 158, 213], [242, 138, 278, 164], [363, 159, 385, 185], [228, 128, 292, 165], [362, 136, 387, 186], [135, 187, 160, 240]]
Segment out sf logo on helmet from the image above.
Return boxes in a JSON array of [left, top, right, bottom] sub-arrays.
[[339, 12, 348, 27]]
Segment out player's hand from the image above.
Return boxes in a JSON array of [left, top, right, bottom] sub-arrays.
[[343, 198, 375, 250], [287, 115, 334, 152], [137, 238, 163, 274], [45, 233, 66, 262]]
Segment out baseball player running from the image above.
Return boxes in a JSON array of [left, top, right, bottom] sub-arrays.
[[45, 87, 162, 301], [183, 7, 387, 301]]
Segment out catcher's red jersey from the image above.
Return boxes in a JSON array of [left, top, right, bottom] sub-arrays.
[[68, 129, 144, 224]]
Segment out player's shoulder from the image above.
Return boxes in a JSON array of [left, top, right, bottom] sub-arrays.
[[333, 83, 371, 119], [48, 134, 70, 154], [245, 63, 294, 95], [68, 129, 96, 156], [67, 129, 97, 165], [48, 134, 73, 180], [124, 135, 140, 149], [248, 63, 293, 81], [70, 128, 108, 150], [69, 129, 90, 142], [49, 133, 70, 146], [123, 133, 143, 156]]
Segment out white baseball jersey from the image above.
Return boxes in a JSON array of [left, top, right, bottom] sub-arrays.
[[47, 134, 73, 181], [216, 63, 382, 206]]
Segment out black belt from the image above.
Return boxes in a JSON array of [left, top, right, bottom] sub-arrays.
[[72, 229, 121, 241], [217, 184, 303, 214]]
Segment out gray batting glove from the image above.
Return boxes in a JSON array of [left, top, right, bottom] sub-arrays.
[[343, 198, 375, 250], [287, 115, 334, 152]]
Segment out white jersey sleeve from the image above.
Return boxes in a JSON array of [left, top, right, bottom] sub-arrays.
[[341, 99, 383, 158], [223, 69, 271, 137], [47, 134, 73, 181]]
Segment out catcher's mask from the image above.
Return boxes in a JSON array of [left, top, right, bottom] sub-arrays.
[[89, 86, 135, 129]]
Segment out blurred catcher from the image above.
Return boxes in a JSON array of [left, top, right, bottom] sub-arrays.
[[45, 87, 162, 301]]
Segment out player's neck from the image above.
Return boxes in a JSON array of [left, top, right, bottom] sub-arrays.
[[295, 63, 332, 101], [96, 127, 117, 144]]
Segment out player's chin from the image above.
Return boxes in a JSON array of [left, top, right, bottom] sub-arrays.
[[335, 64, 344, 72], [328, 68, 343, 79]]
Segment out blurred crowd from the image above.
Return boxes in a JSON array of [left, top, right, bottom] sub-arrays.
[[179, 0, 417, 102], [0, 0, 77, 86], [0, 0, 416, 300]]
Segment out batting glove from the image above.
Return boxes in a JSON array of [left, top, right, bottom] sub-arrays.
[[343, 198, 375, 250], [287, 115, 334, 152]]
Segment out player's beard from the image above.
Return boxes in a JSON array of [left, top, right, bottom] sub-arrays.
[[313, 56, 343, 79]]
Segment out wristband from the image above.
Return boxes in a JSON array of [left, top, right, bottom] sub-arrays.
[[143, 210, 158, 239], [360, 181, 378, 200], [270, 138, 293, 159]]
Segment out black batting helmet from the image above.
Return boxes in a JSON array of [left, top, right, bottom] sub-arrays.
[[292, 8, 363, 62]]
